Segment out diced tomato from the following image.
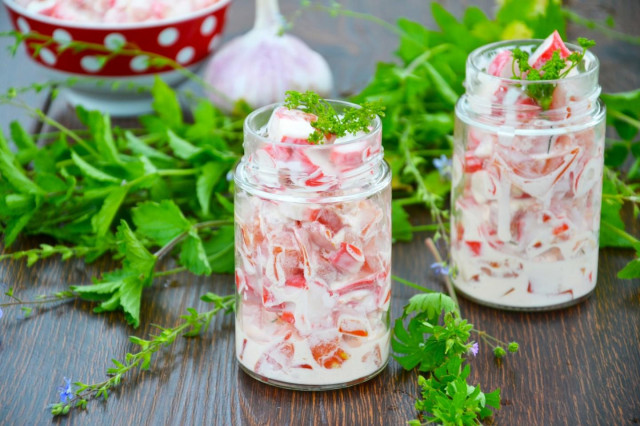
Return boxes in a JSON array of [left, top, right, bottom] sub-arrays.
[[465, 153, 483, 173], [465, 241, 482, 256], [285, 274, 307, 289], [308, 208, 343, 233], [238, 338, 248, 361], [338, 317, 369, 337], [294, 364, 313, 369], [331, 242, 365, 274], [280, 311, 295, 324], [311, 340, 350, 369], [552, 223, 569, 235]]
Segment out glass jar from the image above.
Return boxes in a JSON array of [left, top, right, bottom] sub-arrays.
[[451, 40, 606, 310], [234, 101, 392, 389]]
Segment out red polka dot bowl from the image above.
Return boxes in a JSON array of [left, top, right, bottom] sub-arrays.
[[3, 0, 233, 116]]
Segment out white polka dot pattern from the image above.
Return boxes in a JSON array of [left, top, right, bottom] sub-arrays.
[[130, 55, 150, 72], [52, 29, 72, 47], [39, 48, 56, 65], [176, 46, 195, 64], [158, 27, 179, 46], [201, 16, 217, 36], [16, 17, 30, 34], [104, 33, 126, 50], [80, 56, 103, 73]]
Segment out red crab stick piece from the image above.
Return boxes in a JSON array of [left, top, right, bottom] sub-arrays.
[[528, 30, 571, 69], [331, 242, 365, 274], [488, 50, 515, 78], [267, 106, 318, 144]]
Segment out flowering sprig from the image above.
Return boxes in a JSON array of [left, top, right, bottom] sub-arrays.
[[49, 292, 235, 416], [474, 329, 519, 359], [432, 155, 452, 180]]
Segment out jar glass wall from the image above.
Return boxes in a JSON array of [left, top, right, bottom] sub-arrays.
[[234, 101, 392, 389], [451, 40, 606, 310]]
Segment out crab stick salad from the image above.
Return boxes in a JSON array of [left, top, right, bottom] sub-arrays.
[[234, 100, 391, 387], [451, 32, 605, 309], [15, 0, 223, 23]]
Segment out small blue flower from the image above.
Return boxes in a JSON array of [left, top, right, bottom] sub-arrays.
[[469, 342, 479, 357], [58, 377, 74, 403], [433, 154, 452, 179], [0, 307, 3, 319], [430, 262, 450, 276]]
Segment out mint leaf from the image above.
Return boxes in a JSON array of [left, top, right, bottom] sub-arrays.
[[76, 106, 121, 164], [618, 258, 640, 279], [124, 131, 174, 163], [404, 293, 458, 322], [203, 225, 235, 274], [179, 230, 212, 275], [91, 186, 128, 237], [131, 200, 191, 246], [392, 201, 413, 242], [601, 90, 640, 141], [197, 162, 225, 216], [71, 151, 121, 183], [167, 130, 200, 160], [0, 148, 45, 194], [3, 210, 35, 247], [116, 220, 156, 276], [151, 77, 183, 130]]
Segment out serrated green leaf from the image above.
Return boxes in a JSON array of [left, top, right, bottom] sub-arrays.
[[125, 131, 173, 162], [131, 200, 191, 246], [76, 106, 121, 164], [405, 293, 458, 320], [197, 162, 225, 215], [0, 148, 45, 194], [151, 77, 183, 129], [618, 258, 640, 279], [167, 130, 200, 160], [71, 151, 120, 183], [116, 220, 156, 278], [3, 210, 35, 247], [179, 229, 212, 275], [392, 201, 413, 242], [202, 225, 235, 274], [91, 186, 128, 237]]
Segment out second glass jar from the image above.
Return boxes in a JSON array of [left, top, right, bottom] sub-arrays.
[[451, 40, 606, 310]]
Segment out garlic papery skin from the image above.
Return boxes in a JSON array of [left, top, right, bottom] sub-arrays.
[[204, 0, 333, 111]]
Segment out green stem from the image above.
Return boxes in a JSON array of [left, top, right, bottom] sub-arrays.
[[392, 275, 434, 293], [410, 224, 441, 232], [601, 221, 639, 245], [562, 8, 640, 45], [608, 109, 640, 130]]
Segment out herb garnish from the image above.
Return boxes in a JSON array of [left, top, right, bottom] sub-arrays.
[[511, 37, 596, 110], [284, 90, 385, 143]]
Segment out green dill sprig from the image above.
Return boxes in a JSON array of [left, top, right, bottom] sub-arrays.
[[511, 37, 596, 110], [283, 90, 385, 144], [49, 293, 235, 416]]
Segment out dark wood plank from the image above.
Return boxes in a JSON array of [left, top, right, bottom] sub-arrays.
[[0, 0, 639, 425]]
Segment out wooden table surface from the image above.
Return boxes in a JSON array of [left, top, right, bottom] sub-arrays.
[[1, 0, 639, 425]]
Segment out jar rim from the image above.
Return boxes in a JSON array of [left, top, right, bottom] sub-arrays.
[[467, 38, 600, 85], [243, 99, 383, 148]]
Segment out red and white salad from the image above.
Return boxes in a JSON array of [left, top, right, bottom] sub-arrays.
[[451, 31, 605, 309]]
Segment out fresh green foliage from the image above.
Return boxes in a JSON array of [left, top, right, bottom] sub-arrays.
[[391, 287, 515, 424], [284, 90, 385, 143], [410, 358, 501, 425], [0, 78, 240, 325], [49, 293, 235, 416], [511, 38, 595, 110]]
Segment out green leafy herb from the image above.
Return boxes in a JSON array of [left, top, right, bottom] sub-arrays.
[[284, 90, 385, 143], [511, 37, 595, 110]]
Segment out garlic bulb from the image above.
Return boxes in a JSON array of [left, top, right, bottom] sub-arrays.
[[204, 0, 333, 111]]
